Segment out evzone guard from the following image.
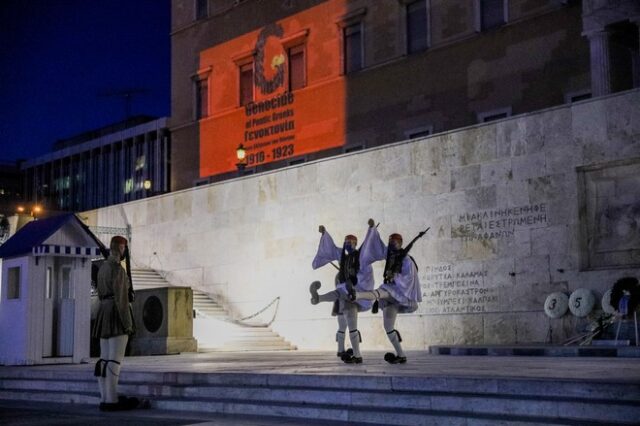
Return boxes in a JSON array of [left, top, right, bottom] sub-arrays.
[[92, 236, 143, 411], [353, 219, 428, 364], [310, 224, 375, 364]]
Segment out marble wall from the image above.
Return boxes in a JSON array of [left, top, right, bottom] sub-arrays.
[[85, 89, 640, 350]]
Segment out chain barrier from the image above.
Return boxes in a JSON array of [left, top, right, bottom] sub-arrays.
[[235, 296, 280, 327]]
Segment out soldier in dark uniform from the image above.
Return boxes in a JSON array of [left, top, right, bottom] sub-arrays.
[[92, 235, 139, 411]]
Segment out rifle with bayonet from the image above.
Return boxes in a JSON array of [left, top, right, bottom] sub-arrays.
[[383, 227, 429, 284]]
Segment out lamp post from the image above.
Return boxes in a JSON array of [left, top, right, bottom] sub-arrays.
[[235, 143, 247, 175], [143, 179, 152, 197], [16, 205, 42, 220]]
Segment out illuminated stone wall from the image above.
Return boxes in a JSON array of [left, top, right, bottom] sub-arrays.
[[86, 89, 640, 350]]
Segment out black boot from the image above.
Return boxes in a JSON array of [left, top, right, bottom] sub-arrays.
[[341, 352, 363, 364], [119, 395, 141, 409], [99, 402, 129, 412], [384, 352, 407, 364], [99, 396, 140, 411], [337, 348, 353, 358], [309, 281, 321, 305]]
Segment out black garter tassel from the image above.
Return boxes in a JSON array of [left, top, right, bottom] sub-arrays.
[[94, 359, 106, 377]]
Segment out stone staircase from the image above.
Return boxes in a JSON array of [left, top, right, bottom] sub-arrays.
[[0, 358, 638, 425], [131, 269, 296, 352], [130, 269, 176, 290]]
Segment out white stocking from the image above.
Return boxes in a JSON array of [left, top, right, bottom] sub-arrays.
[[383, 304, 405, 357], [105, 334, 128, 403], [319, 290, 339, 303], [344, 304, 361, 358], [336, 314, 347, 353], [98, 339, 108, 402], [310, 282, 340, 304]]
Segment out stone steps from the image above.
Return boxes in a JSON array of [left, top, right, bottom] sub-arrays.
[[191, 290, 230, 318], [193, 314, 297, 352], [131, 270, 168, 290], [0, 369, 638, 425], [129, 269, 296, 352], [223, 336, 289, 343], [196, 310, 228, 318], [197, 311, 227, 315], [225, 327, 279, 334], [198, 345, 295, 352]]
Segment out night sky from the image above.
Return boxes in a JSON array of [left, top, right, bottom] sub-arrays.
[[0, 0, 171, 163]]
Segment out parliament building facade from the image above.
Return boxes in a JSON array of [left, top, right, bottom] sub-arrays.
[[170, 0, 638, 189]]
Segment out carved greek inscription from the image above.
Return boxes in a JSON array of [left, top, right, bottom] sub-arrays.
[[420, 264, 500, 314], [452, 203, 547, 241]]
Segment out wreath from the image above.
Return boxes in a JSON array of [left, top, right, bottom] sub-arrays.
[[254, 23, 285, 95], [609, 276, 640, 315]]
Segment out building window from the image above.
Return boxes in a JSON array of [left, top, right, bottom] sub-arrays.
[[288, 157, 306, 166], [405, 125, 433, 139], [565, 90, 592, 104], [7, 266, 20, 299], [478, 0, 506, 31], [344, 23, 363, 74], [344, 145, 364, 153], [609, 21, 640, 92], [194, 178, 210, 187], [477, 107, 511, 123], [61, 267, 73, 299], [288, 45, 306, 91], [240, 62, 254, 106], [195, 78, 209, 119], [407, 0, 428, 54], [195, 0, 208, 20]]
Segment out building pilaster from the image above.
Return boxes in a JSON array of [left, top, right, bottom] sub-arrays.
[[586, 30, 612, 97], [631, 17, 640, 88]]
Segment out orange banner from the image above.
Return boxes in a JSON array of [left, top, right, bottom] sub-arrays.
[[199, 1, 348, 177]]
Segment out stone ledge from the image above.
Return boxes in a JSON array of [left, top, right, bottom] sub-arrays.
[[429, 344, 640, 357]]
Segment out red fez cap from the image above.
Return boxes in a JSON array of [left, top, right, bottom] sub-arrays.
[[111, 235, 128, 245], [389, 233, 403, 243], [344, 234, 358, 243]]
